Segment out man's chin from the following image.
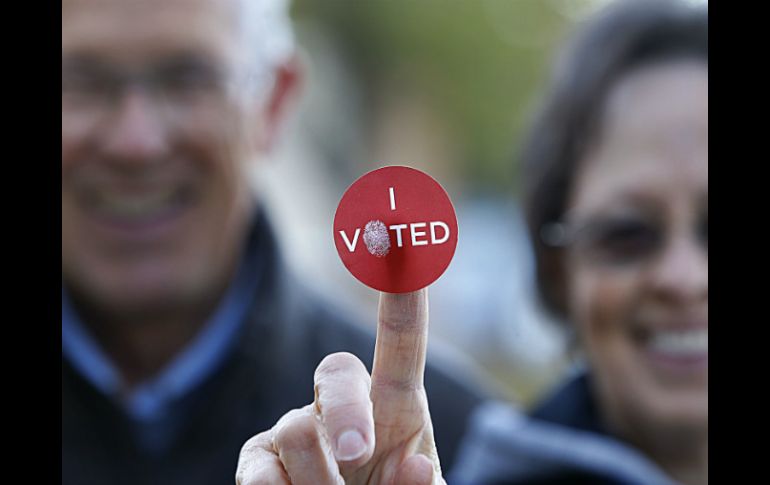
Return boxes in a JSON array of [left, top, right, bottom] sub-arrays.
[[105, 290, 187, 317], [68, 274, 205, 321]]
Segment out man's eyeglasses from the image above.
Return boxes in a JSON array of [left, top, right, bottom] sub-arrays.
[[62, 55, 251, 125]]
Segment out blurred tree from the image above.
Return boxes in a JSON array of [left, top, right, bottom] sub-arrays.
[[292, 0, 597, 194]]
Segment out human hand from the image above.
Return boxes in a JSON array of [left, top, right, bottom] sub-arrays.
[[235, 289, 444, 485]]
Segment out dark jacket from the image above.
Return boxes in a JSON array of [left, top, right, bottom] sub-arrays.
[[448, 371, 677, 485], [62, 211, 486, 485]]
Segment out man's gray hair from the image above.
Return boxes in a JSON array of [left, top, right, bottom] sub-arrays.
[[235, 0, 295, 93]]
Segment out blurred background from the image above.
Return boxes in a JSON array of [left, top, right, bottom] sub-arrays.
[[253, 0, 705, 407]]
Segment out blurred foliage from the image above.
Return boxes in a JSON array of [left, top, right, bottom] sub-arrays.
[[292, 0, 599, 194]]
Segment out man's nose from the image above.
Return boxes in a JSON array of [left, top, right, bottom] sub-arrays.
[[100, 87, 170, 163], [648, 233, 708, 305]]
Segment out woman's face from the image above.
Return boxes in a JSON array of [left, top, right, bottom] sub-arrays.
[[566, 60, 707, 439]]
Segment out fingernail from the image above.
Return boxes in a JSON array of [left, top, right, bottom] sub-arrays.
[[335, 429, 367, 461]]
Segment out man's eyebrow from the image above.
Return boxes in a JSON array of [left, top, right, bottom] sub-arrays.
[[151, 51, 229, 72]]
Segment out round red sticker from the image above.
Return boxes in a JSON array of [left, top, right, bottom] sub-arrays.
[[333, 166, 458, 293]]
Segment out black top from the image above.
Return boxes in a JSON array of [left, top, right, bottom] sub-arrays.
[[530, 372, 608, 437], [449, 370, 675, 485]]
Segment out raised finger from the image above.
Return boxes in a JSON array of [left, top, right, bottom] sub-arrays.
[[370, 289, 429, 407]]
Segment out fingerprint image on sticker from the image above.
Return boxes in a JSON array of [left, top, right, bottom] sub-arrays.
[[363, 220, 391, 257]]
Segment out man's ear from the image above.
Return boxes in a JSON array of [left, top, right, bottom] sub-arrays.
[[255, 55, 302, 152]]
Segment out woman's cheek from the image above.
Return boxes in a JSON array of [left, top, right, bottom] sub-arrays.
[[570, 268, 638, 366]]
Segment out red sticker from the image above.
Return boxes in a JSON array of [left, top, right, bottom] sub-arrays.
[[333, 166, 458, 293]]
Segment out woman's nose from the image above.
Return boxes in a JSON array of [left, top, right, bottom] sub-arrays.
[[648, 231, 708, 305]]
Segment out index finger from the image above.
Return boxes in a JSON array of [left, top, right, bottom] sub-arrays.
[[371, 288, 429, 398]]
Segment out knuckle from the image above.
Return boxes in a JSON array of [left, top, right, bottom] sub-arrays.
[[238, 432, 267, 459], [322, 399, 372, 424], [236, 472, 284, 485], [315, 352, 367, 380], [274, 407, 309, 430], [371, 375, 424, 393], [274, 413, 322, 455], [236, 435, 278, 485], [379, 311, 426, 333], [236, 450, 287, 485]]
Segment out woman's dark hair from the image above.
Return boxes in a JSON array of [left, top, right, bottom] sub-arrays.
[[522, 0, 708, 319]]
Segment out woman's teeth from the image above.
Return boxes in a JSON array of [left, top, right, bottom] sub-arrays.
[[648, 329, 708, 356]]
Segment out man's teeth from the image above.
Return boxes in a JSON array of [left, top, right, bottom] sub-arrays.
[[649, 329, 708, 356], [94, 189, 180, 218]]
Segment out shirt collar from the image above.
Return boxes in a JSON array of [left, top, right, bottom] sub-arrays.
[[62, 212, 264, 422]]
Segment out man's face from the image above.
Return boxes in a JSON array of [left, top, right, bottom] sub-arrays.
[[62, 0, 264, 316]]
